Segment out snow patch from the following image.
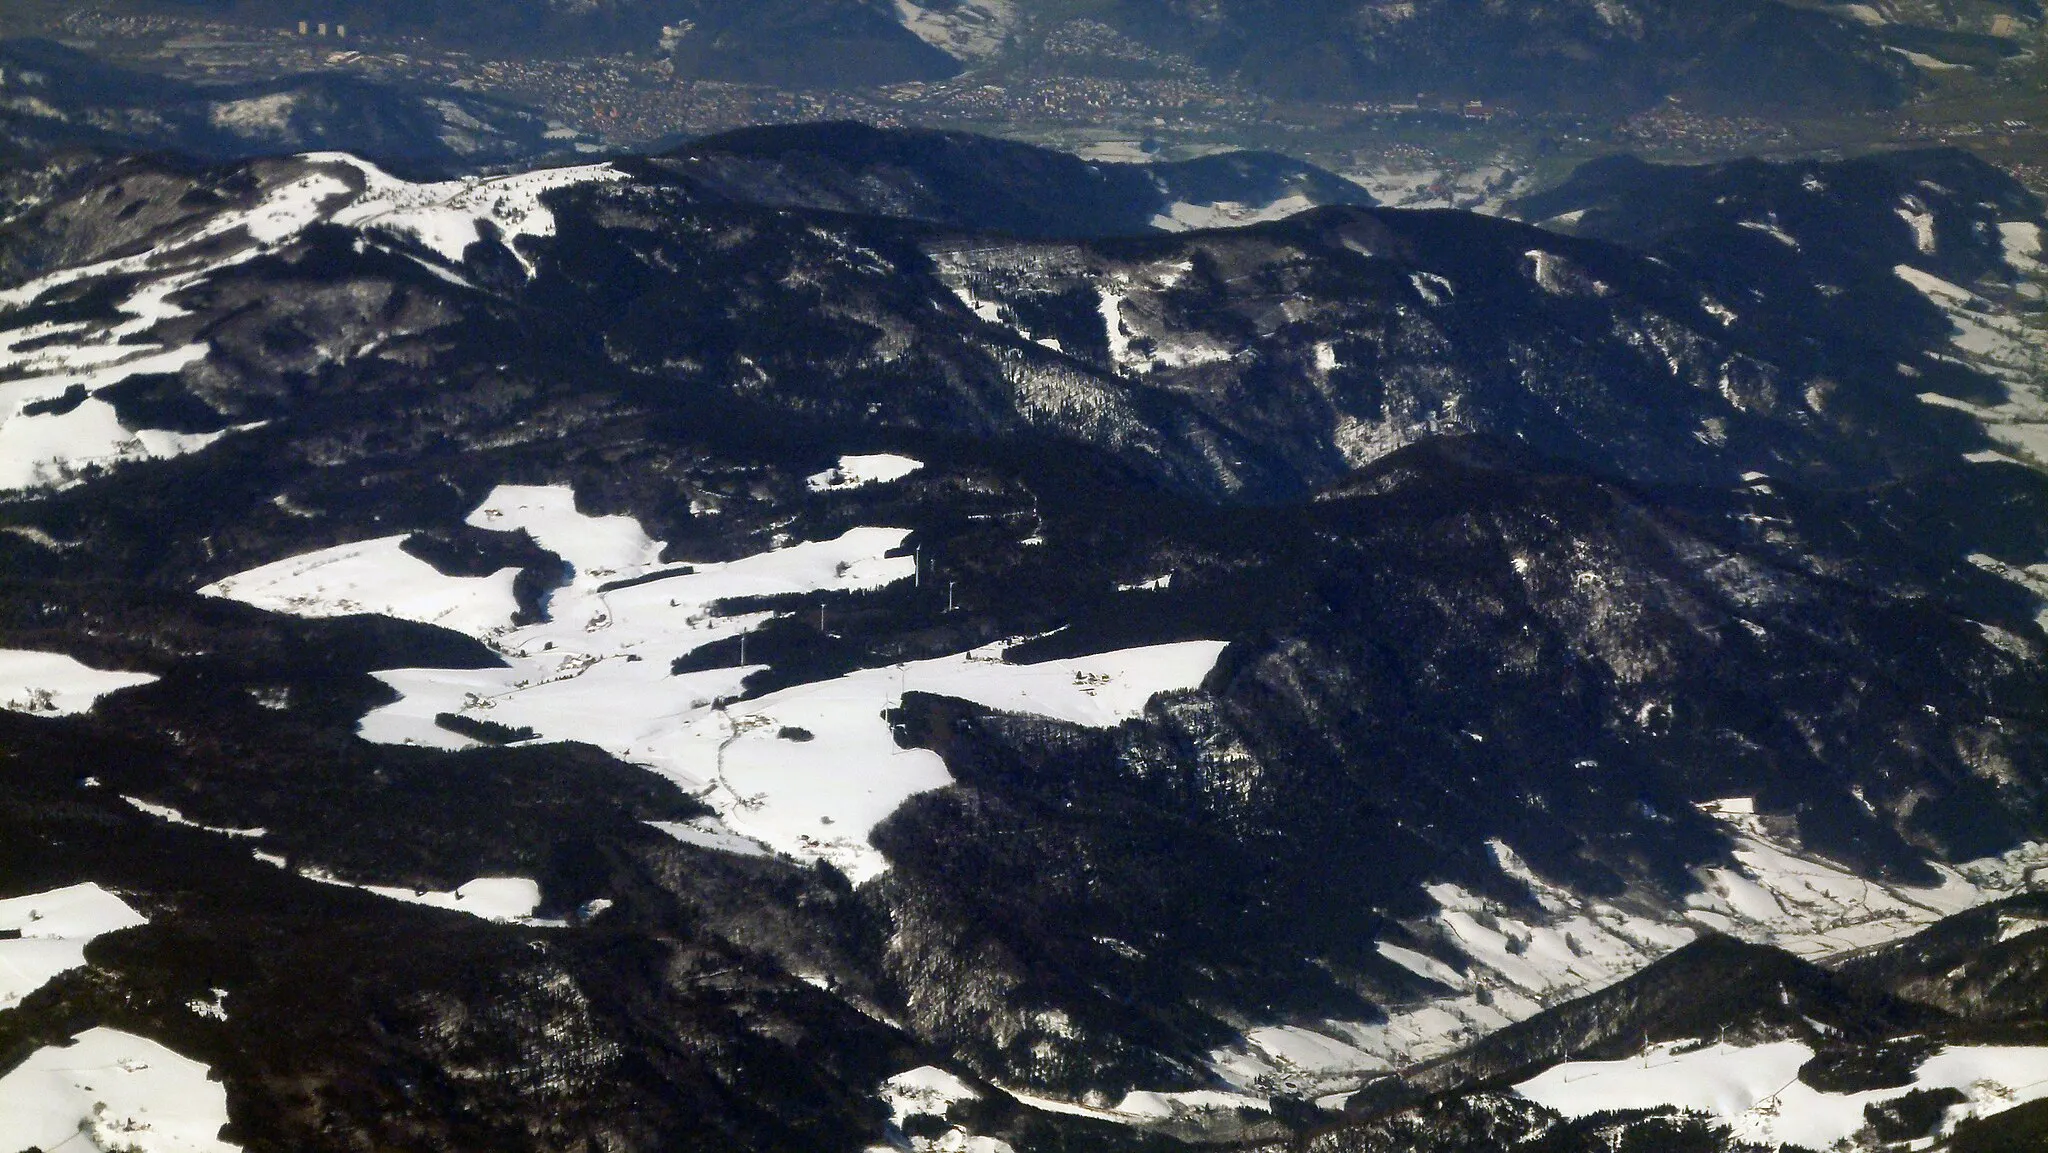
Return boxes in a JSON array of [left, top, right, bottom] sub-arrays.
[[1524, 250, 1609, 298], [209, 91, 300, 136], [1738, 219, 1799, 249], [1897, 203, 1938, 253], [123, 797, 267, 839], [807, 453, 925, 492], [1111, 1088, 1270, 1119], [893, 0, 1014, 60], [649, 816, 773, 858], [1150, 195, 1316, 232], [1684, 799, 2047, 959]]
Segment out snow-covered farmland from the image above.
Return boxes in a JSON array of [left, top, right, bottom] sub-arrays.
[[1207, 812, 2048, 1096], [198, 534, 523, 633], [1149, 195, 1316, 232], [205, 484, 1228, 883], [1683, 798, 2036, 958], [0, 648, 159, 715], [0, 882, 149, 1010], [1517, 1040, 2048, 1149], [664, 639, 1226, 881], [1897, 261, 2048, 467], [0, 1027, 238, 1153]]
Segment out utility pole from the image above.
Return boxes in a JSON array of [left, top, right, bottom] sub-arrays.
[[738, 631, 746, 667], [914, 546, 921, 588], [947, 581, 956, 613]]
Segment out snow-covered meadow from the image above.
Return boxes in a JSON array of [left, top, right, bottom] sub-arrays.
[[0, 882, 149, 1010], [1208, 804, 2048, 1096], [0, 648, 159, 715], [203, 481, 1229, 884], [1518, 1039, 2048, 1149], [0, 1027, 238, 1153]]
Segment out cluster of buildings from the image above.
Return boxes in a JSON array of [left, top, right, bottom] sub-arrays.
[[1612, 105, 1794, 153]]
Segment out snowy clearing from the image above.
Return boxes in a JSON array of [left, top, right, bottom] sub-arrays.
[[0, 648, 159, 715], [1517, 1039, 2048, 1149], [1897, 203, 1940, 252], [210, 483, 1224, 883], [0, 882, 149, 1011], [301, 870, 548, 923], [1150, 195, 1316, 232], [893, 0, 1014, 60], [199, 533, 524, 634], [1207, 816, 2048, 1096], [670, 639, 1227, 882], [0, 1027, 238, 1153], [806, 453, 926, 492], [881, 1065, 982, 1126], [315, 153, 625, 275], [878, 1064, 1020, 1152], [1896, 262, 2048, 467]]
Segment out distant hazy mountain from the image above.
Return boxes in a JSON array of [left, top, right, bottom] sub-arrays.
[[0, 38, 576, 170], [67, 0, 1954, 117], [1107, 0, 1921, 112]]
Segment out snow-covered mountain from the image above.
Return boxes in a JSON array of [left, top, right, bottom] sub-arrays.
[[4, 127, 2048, 1152]]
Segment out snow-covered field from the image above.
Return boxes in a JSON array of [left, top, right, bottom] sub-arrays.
[[1208, 808, 2048, 1096], [0, 1027, 238, 1153], [881, 1065, 983, 1127], [205, 484, 1228, 883], [1518, 1039, 2048, 1149], [1348, 162, 1514, 214], [301, 870, 547, 923], [0, 648, 159, 715], [0, 882, 149, 1010], [669, 639, 1225, 881], [315, 153, 624, 276], [807, 453, 925, 492], [893, 0, 1014, 61], [198, 534, 524, 634], [1150, 195, 1317, 232], [1899, 256, 2048, 468]]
